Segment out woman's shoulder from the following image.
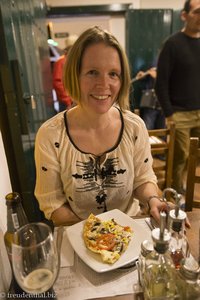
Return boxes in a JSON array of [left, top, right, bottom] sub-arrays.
[[36, 112, 65, 139], [122, 109, 146, 128], [121, 109, 148, 144]]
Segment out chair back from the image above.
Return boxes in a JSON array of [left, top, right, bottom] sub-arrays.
[[185, 137, 200, 211], [148, 122, 175, 190]]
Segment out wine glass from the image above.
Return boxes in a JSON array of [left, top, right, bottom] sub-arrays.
[[12, 222, 59, 295]]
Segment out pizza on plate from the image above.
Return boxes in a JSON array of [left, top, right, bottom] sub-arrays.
[[83, 213, 133, 264]]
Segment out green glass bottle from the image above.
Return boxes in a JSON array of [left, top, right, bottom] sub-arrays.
[[4, 192, 28, 263], [4, 192, 57, 300], [4, 192, 28, 299]]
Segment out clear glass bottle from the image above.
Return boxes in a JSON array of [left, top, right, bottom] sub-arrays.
[[177, 256, 200, 299], [169, 208, 189, 269], [138, 240, 154, 288], [4, 192, 28, 299], [143, 212, 180, 299]]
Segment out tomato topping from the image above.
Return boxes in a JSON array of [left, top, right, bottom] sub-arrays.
[[123, 226, 131, 231], [97, 233, 116, 250]]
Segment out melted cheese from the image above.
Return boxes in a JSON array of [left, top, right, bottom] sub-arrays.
[[83, 214, 133, 264]]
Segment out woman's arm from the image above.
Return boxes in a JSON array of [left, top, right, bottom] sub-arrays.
[[134, 182, 167, 224], [51, 203, 81, 226], [34, 122, 74, 222]]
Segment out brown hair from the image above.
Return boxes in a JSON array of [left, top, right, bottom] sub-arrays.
[[63, 26, 131, 110], [183, 0, 191, 13]]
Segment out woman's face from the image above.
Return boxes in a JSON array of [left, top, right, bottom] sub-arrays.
[[79, 42, 121, 115]]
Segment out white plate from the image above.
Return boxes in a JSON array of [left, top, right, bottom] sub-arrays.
[[66, 209, 151, 273]]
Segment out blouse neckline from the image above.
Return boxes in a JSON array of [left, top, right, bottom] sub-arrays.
[[63, 106, 124, 156]]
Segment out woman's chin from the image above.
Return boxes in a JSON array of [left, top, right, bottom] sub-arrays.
[[92, 104, 113, 114]]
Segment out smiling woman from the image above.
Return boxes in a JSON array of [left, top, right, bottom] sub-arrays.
[[34, 26, 169, 227]]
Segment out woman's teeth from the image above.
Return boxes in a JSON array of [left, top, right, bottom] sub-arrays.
[[93, 95, 109, 100]]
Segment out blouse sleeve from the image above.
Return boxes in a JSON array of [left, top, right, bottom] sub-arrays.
[[34, 125, 67, 220]]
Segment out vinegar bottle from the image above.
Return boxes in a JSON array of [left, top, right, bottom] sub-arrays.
[[169, 207, 189, 269]]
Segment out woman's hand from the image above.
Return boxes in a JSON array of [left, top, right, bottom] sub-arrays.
[[149, 196, 191, 228], [148, 196, 168, 224]]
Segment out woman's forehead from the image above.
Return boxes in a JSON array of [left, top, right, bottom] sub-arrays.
[[82, 43, 120, 61]]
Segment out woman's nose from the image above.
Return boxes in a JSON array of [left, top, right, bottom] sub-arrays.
[[96, 74, 109, 87]]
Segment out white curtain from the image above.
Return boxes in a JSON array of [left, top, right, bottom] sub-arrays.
[[0, 228, 12, 298]]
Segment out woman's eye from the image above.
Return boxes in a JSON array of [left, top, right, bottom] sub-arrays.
[[88, 70, 98, 75], [110, 71, 120, 78]]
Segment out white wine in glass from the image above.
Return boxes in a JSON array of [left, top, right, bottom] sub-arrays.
[[12, 222, 58, 296]]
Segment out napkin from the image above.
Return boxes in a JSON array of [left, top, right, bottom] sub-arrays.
[[54, 218, 152, 300], [60, 229, 74, 267]]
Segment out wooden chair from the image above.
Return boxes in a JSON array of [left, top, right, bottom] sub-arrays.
[[148, 122, 175, 190], [185, 137, 200, 211]]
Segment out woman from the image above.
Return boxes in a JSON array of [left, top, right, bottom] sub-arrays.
[[35, 26, 167, 226]]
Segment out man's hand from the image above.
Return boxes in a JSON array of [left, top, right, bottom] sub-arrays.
[[135, 71, 146, 80], [147, 67, 157, 79]]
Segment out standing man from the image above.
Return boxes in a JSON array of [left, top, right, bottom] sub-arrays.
[[155, 0, 200, 194]]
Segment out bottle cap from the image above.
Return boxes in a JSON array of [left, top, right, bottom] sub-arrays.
[[141, 240, 154, 257], [180, 256, 200, 281], [169, 209, 186, 232], [152, 228, 171, 254], [5, 192, 21, 203]]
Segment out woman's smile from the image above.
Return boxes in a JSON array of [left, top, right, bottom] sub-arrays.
[[90, 94, 111, 105], [92, 95, 110, 100]]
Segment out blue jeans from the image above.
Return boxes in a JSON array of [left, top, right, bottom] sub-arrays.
[[140, 107, 165, 130]]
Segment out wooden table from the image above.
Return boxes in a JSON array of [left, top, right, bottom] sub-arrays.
[[93, 210, 200, 300]]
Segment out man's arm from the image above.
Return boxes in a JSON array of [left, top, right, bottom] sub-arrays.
[[155, 41, 174, 118]]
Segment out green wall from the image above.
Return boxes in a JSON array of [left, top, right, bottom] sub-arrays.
[[126, 9, 183, 110], [0, 0, 54, 222]]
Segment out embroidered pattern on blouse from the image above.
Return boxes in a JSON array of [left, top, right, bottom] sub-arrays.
[[42, 166, 48, 171], [72, 156, 126, 212]]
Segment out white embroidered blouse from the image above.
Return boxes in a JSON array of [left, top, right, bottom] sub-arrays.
[[34, 108, 157, 220]]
